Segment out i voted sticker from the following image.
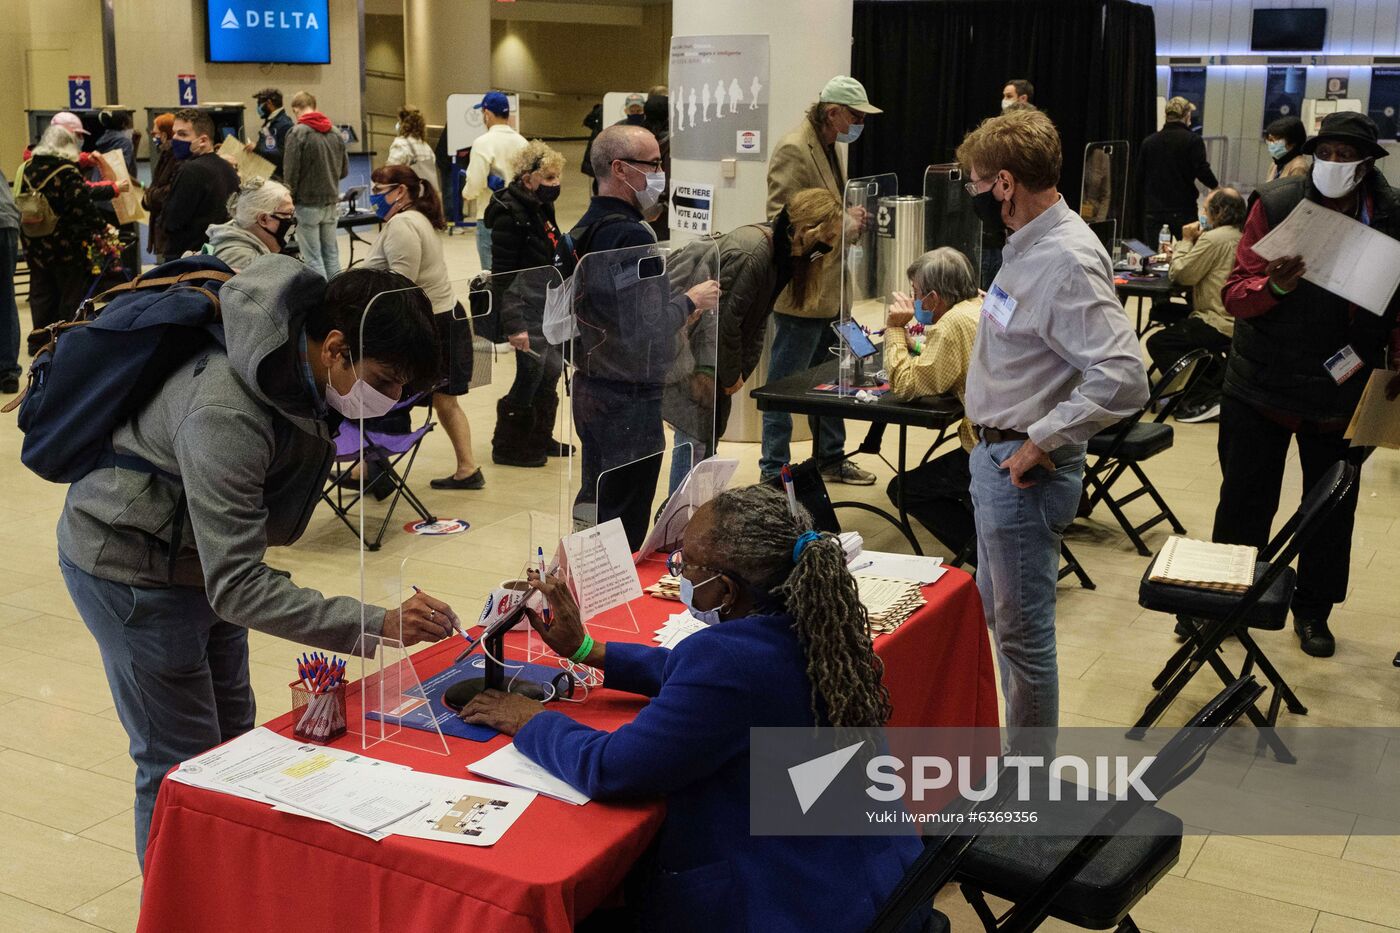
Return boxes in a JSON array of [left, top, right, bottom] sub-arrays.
[[982, 284, 1018, 331], [1323, 345, 1364, 385]]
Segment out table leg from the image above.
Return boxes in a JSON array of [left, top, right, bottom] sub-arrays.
[[824, 416, 924, 554]]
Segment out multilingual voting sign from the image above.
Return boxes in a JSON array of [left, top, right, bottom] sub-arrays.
[[672, 183, 714, 234], [669, 35, 770, 162]]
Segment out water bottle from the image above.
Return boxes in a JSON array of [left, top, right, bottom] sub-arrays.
[[1158, 224, 1172, 257]]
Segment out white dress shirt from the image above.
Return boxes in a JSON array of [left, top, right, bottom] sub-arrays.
[[463, 124, 529, 218]]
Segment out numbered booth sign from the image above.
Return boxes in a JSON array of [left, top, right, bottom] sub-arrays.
[[68, 75, 91, 110], [178, 75, 198, 106]]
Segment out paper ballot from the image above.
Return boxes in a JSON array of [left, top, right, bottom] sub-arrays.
[[469, 743, 591, 806], [242, 755, 432, 834], [218, 134, 276, 183], [1251, 199, 1400, 316]]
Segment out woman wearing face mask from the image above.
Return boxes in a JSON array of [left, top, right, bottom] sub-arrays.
[[203, 177, 295, 271], [1263, 116, 1311, 182], [1216, 112, 1400, 659], [456, 483, 935, 933], [483, 140, 570, 468], [663, 187, 844, 495], [363, 164, 486, 490], [143, 113, 180, 259], [386, 106, 439, 203]]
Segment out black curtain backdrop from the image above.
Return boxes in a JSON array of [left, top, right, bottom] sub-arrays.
[[850, 0, 1157, 225]]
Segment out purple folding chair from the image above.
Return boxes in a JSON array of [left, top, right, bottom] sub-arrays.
[[321, 390, 438, 551]]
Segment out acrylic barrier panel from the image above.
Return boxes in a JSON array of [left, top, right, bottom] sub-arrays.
[[565, 238, 720, 557], [923, 164, 982, 272], [1080, 141, 1130, 254], [841, 173, 899, 396]]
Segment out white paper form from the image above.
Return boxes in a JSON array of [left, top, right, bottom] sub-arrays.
[[469, 743, 591, 806], [560, 518, 643, 621], [386, 771, 538, 845], [847, 551, 946, 585], [1251, 199, 1400, 315], [167, 728, 384, 804], [636, 457, 739, 561], [242, 756, 432, 835]]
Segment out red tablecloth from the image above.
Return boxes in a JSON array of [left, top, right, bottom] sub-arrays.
[[137, 565, 997, 933]]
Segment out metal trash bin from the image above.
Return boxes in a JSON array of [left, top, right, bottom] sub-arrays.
[[876, 195, 929, 300]]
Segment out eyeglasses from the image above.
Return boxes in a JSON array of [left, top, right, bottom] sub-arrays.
[[619, 158, 665, 172], [666, 549, 724, 580], [963, 177, 993, 198]]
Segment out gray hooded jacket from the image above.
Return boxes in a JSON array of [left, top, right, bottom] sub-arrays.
[[58, 254, 385, 653], [204, 220, 272, 271]]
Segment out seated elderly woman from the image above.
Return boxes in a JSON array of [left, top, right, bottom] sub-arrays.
[[203, 177, 296, 270], [883, 247, 983, 559], [458, 484, 937, 933]]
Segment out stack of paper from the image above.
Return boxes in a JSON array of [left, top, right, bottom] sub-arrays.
[[848, 551, 946, 585], [644, 574, 682, 601], [469, 743, 591, 806], [653, 611, 707, 648], [853, 574, 926, 635], [1149, 536, 1257, 594], [840, 531, 864, 563]]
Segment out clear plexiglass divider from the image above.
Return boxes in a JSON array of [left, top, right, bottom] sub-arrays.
[[923, 163, 984, 272], [1080, 140, 1131, 257], [559, 236, 722, 635], [840, 173, 899, 398]]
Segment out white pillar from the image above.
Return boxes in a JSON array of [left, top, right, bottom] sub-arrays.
[[669, 0, 853, 236], [403, 0, 491, 127]]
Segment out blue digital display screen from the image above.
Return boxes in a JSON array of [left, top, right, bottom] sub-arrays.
[[207, 1, 331, 64]]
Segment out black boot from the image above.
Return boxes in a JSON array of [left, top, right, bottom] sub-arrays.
[[1293, 615, 1335, 658], [534, 390, 575, 457], [491, 397, 547, 468]]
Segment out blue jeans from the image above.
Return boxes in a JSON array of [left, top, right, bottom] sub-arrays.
[[759, 313, 845, 479], [668, 425, 709, 496], [60, 553, 254, 870], [476, 223, 493, 273], [294, 203, 341, 279], [0, 228, 18, 379], [969, 439, 1085, 757]]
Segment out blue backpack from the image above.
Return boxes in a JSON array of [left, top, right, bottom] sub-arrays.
[[4, 255, 235, 484]]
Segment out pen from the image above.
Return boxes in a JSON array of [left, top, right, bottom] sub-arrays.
[[849, 560, 874, 573], [780, 464, 799, 518]]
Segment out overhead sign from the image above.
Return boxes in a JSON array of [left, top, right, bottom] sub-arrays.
[[67, 75, 91, 110], [178, 75, 198, 106], [669, 35, 770, 162], [206, 0, 331, 65], [672, 182, 714, 234]]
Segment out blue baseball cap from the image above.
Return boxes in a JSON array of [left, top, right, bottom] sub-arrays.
[[474, 92, 510, 117]]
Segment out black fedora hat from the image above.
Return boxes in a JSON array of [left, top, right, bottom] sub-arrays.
[[1301, 111, 1389, 161]]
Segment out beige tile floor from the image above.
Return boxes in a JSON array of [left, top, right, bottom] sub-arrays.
[[2, 164, 1398, 930]]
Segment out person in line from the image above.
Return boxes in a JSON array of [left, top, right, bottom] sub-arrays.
[[463, 92, 529, 273], [1144, 186, 1247, 424], [20, 126, 122, 331], [143, 113, 180, 261], [1001, 78, 1035, 111], [883, 248, 983, 559], [283, 91, 349, 279], [579, 102, 605, 195], [620, 93, 647, 125], [641, 91, 671, 239], [0, 165, 19, 393], [456, 485, 933, 933], [249, 88, 294, 178], [569, 124, 719, 548], [203, 177, 296, 271], [664, 187, 844, 495], [59, 258, 459, 866], [92, 109, 141, 276], [762, 75, 882, 487], [386, 106, 439, 196], [957, 109, 1149, 753], [1139, 96, 1218, 243], [1263, 115, 1311, 182], [161, 109, 239, 262], [1216, 112, 1400, 658], [485, 140, 569, 469], [363, 163, 484, 491]]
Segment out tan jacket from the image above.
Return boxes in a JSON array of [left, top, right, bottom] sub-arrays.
[[767, 117, 845, 319], [1168, 224, 1243, 336], [1266, 152, 1311, 182]]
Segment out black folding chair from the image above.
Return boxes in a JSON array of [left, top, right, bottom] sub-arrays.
[[1131, 461, 1357, 760], [865, 676, 1265, 933], [1082, 350, 1211, 556]]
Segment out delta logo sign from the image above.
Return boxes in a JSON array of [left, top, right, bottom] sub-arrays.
[[210, 2, 330, 64], [220, 6, 321, 29]]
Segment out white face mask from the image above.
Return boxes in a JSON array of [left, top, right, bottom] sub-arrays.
[[1000, 98, 1013, 112], [1312, 158, 1364, 199], [622, 162, 666, 219], [324, 358, 398, 420]]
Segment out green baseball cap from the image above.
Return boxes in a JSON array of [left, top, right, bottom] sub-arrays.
[[820, 76, 882, 115]]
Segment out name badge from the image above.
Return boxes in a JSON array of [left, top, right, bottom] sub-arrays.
[[1323, 345, 1364, 385], [982, 284, 1018, 331]]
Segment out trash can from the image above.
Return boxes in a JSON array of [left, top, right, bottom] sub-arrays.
[[877, 195, 929, 300]]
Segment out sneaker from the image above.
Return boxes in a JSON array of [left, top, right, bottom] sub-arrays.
[[1293, 616, 1335, 658], [1175, 399, 1221, 423], [821, 460, 876, 486]]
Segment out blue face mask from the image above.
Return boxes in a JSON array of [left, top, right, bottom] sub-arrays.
[[679, 573, 724, 626], [170, 138, 193, 161], [1266, 140, 1289, 160], [836, 123, 864, 145], [1197, 213, 1211, 231], [369, 191, 393, 220], [913, 296, 935, 325]]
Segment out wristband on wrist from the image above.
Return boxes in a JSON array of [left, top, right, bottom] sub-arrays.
[[569, 634, 595, 664], [1269, 279, 1293, 297]]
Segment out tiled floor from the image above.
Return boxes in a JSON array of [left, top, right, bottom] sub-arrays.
[[2, 159, 1398, 930]]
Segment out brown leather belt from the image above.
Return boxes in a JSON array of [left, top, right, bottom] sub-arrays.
[[975, 425, 1030, 445]]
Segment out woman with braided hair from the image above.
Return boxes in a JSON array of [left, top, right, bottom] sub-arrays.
[[457, 484, 935, 932]]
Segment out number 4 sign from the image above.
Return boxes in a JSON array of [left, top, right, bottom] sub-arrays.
[[178, 75, 198, 106], [67, 75, 91, 110]]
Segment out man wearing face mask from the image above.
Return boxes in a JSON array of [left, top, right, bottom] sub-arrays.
[[57, 256, 459, 867], [1000, 79, 1035, 112], [957, 109, 1148, 755], [1216, 112, 1400, 658], [569, 125, 720, 548], [161, 109, 239, 261], [762, 75, 883, 487], [463, 92, 529, 272], [204, 177, 296, 271], [249, 88, 294, 179]]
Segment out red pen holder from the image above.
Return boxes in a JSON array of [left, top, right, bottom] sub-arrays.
[[290, 680, 348, 744]]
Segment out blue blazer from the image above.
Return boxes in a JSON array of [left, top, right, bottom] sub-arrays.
[[514, 611, 924, 933]]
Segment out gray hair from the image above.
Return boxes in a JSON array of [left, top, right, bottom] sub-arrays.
[[589, 124, 653, 178], [32, 126, 80, 161], [906, 247, 978, 306], [229, 177, 291, 228]]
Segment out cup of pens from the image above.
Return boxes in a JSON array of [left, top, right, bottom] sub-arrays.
[[291, 653, 348, 744]]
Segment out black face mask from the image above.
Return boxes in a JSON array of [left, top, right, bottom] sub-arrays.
[[264, 213, 296, 250], [805, 241, 834, 263], [536, 183, 561, 204], [971, 188, 1005, 231]]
